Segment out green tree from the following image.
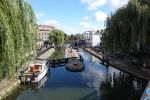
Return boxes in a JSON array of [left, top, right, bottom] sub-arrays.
[[101, 0, 150, 54], [75, 33, 84, 40], [49, 29, 65, 47], [0, 0, 37, 79]]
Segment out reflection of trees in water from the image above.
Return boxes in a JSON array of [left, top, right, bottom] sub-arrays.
[[49, 48, 65, 60], [100, 72, 148, 100]]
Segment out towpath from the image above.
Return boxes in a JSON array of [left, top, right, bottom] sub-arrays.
[[84, 48, 150, 80]]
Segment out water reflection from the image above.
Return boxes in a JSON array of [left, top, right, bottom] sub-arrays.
[[49, 48, 65, 60], [100, 72, 147, 100], [3, 51, 148, 100], [81, 52, 147, 100]]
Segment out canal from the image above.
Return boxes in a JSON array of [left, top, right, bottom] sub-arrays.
[[4, 50, 148, 100]]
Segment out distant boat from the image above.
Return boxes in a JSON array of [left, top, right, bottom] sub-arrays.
[[65, 48, 79, 58], [20, 62, 48, 83], [65, 48, 84, 71]]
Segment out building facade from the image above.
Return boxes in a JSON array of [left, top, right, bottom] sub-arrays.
[[38, 25, 55, 41], [91, 30, 101, 47], [36, 25, 55, 49], [82, 30, 102, 47], [82, 31, 92, 40]]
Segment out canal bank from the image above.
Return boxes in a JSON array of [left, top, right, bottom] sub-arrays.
[[0, 48, 55, 100], [84, 48, 150, 81], [37, 48, 55, 60], [84, 48, 150, 100], [0, 80, 20, 100], [3, 50, 147, 100]]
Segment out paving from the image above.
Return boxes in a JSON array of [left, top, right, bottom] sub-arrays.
[[37, 48, 55, 60]]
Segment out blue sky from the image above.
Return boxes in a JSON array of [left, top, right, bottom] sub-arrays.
[[27, 0, 129, 35]]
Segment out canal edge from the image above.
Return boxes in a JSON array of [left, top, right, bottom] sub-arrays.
[[0, 48, 55, 100], [0, 80, 20, 100]]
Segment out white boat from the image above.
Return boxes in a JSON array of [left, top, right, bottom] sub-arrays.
[[20, 62, 48, 83]]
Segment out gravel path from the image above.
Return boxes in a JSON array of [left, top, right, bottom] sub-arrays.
[[37, 48, 55, 60]]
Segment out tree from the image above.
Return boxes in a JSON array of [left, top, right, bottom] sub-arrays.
[[75, 33, 84, 40], [101, 0, 150, 54], [48, 29, 65, 47], [0, 0, 37, 79], [64, 33, 68, 42]]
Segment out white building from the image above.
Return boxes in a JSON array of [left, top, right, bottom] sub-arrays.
[[82, 30, 101, 47], [82, 31, 92, 40], [91, 30, 102, 47], [38, 25, 55, 41]]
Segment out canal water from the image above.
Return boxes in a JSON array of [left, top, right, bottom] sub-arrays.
[[4, 51, 148, 100]]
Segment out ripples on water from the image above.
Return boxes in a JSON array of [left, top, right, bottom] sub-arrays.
[[4, 51, 148, 100]]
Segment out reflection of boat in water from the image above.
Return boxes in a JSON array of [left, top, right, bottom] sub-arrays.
[[32, 74, 48, 88], [65, 48, 84, 71], [20, 62, 48, 83], [20, 75, 49, 94]]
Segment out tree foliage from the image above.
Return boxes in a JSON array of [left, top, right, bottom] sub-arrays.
[[101, 0, 150, 54], [0, 0, 37, 79], [75, 33, 84, 40], [48, 29, 65, 47]]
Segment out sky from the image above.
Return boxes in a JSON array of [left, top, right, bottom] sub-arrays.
[[27, 0, 129, 35]]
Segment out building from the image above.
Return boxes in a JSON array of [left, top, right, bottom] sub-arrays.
[[36, 25, 55, 49], [82, 30, 102, 47], [91, 30, 101, 47], [82, 31, 92, 40], [38, 25, 55, 41], [82, 31, 92, 47]]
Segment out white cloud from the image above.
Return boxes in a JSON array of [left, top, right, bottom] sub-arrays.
[[83, 16, 89, 21], [42, 19, 102, 35], [95, 10, 107, 22], [44, 20, 60, 26], [43, 20, 78, 35], [110, 0, 129, 9], [81, 0, 107, 10], [80, 21, 101, 31], [87, 24, 101, 31], [80, 21, 91, 28], [80, 16, 91, 29], [80, 0, 129, 10], [35, 13, 44, 18], [60, 26, 77, 34]]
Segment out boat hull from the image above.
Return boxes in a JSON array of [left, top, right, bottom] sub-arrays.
[[20, 63, 48, 83], [66, 59, 84, 72], [31, 66, 48, 83]]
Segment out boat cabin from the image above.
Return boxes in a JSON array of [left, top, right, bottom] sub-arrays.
[[28, 64, 42, 73]]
